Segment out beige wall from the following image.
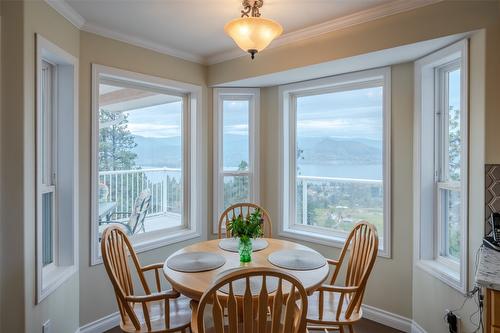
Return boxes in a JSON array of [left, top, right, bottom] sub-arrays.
[[485, 21, 500, 163], [78, 31, 209, 327], [259, 63, 415, 318], [0, 2, 3, 329], [1, 0, 25, 331]]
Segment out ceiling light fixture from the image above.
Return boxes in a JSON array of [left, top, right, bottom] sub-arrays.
[[224, 0, 283, 59]]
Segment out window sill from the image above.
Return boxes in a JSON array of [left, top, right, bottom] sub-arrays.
[[279, 227, 390, 258], [416, 259, 465, 294], [92, 227, 202, 265], [39, 265, 77, 302]]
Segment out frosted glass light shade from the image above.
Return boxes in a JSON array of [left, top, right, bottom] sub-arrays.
[[224, 17, 283, 56]]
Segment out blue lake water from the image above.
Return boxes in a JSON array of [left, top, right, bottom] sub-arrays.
[[139, 163, 383, 181]]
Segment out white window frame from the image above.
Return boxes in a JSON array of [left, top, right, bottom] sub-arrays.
[[414, 39, 468, 293], [91, 65, 204, 265], [212, 88, 260, 234], [279, 67, 392, 258], [36, 34, 79, 303]]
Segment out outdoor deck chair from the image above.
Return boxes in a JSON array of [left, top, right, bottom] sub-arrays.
[[100, 189, 152, 236]]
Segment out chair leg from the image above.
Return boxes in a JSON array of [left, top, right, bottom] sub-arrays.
[[348, 324, 354, 333], [339, 326, 345, 333]]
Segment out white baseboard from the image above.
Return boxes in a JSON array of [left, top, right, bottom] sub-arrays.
[[411, 320, 428, 333], [79, 312, 120, 333], [362, 304, 413, 332], [79, 304, 426, 333]]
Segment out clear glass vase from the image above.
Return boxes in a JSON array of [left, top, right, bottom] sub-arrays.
[[238, 237, 253, 263]]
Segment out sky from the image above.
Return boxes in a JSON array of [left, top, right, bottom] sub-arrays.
[[223, 99, 249, 136], [449, 68, 461, 111], [124, 100, 183, 138], [114, 85, 384, 142], [296, 86, 383, 141], [219, 87, 384, 141]]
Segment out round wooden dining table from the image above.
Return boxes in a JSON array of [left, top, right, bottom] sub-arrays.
[[162, 238, 330, 301]]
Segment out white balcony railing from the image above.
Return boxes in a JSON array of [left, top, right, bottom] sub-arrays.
[[98, 168, 182, 220], [98, 169, 382, 230]]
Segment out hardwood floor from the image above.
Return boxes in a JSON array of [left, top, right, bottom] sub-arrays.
[[105, 318, 404, 332]]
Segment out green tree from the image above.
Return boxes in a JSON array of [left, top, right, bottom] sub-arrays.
[[448, 105, 461, 181], [447, 105, 461, 258], [297, 147, 304, 175], [237, 160, 248, 172], [99, 110, 137, 171]]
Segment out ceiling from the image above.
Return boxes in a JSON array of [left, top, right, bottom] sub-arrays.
[[50, 0, 440, 64]]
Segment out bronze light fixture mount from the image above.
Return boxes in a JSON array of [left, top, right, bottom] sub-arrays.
[[241, 0, 263, 18]]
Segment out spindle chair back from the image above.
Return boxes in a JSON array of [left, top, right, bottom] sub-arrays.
[[305, 221, 379, 332], [193, 267, 308, 333], [101, 226, 191, 332], [218, 203, 272, 239]]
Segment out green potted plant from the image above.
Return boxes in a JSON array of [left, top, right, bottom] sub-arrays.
[[227, 209, 264, 262]]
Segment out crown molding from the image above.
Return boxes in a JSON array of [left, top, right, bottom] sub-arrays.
[[44, 0, 204, 64], [45, 0, 85, 28], [81, 22, 205, 64], [45, 0, 443, 66], [206, 0, 443, 65]]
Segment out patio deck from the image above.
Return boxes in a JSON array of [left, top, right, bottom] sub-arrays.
[[142, 213, 182, 232]]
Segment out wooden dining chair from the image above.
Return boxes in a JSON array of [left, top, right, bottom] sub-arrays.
[[191, 267, 309, 333], [101, 226, 191, 333], [218, 203, 272, 239], [304, 221, 379, 333]]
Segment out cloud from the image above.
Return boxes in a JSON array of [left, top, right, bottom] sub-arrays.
[[297, 119, 349, 130], [224, 123, 248, 135], [297, 117, 382, 140], [127, 123, 180, 138], [122, 102, 183, 138]]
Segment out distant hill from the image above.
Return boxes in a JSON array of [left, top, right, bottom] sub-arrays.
[[298, 137, 382, 164], [132, 134, 249, 168], [131, 134, 382, 168], [133, 135, 182, 168]]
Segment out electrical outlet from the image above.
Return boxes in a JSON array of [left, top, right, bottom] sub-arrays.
[[42, 320, 51, 333]]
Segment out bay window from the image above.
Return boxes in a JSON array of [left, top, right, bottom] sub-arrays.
[[279, 68, 391, 257]]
